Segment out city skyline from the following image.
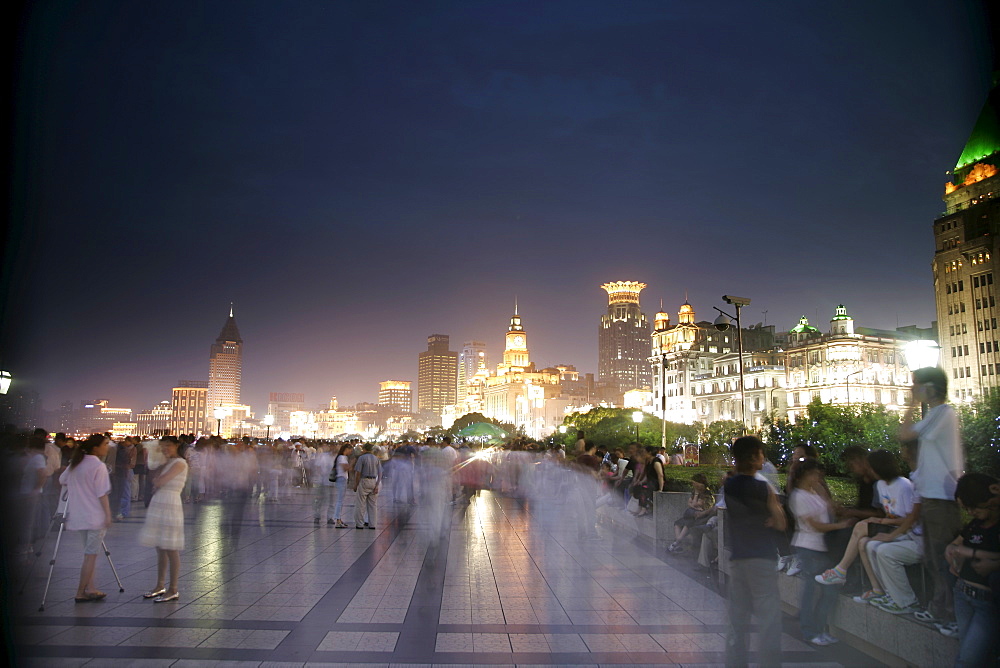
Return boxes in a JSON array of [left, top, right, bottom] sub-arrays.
[[5, 1, 993, 420]]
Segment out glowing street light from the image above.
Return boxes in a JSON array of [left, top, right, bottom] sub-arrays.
[[263, 414, 274, 440], [632, 410, 643, 441], [213, 406, 227, 436], [713, 295, 751, 431], [0, 370, 11, 395], [903, 340, 941, 372]]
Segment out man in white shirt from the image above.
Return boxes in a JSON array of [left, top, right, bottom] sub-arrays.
[[900, 367, 964, 632]]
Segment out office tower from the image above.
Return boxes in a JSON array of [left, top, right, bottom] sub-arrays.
[[598, 281, 652, 394], [378, 380, 412, 412], [457, 341, 488, 401], [171, 380, 208, 435], [935, 73, 1000, 401], [206, 306, 243, 430], [417, 334, 458, 415], [266, 392, 305, 432]]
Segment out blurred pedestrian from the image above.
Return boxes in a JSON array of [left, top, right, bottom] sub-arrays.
[[59, 434, 112, 602], [139, 437, 188, 602]]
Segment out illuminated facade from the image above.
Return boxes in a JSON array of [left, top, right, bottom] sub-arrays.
[[136, 400, 172, 436], [457, 341, 488, 402], [206, 306, 243, 432], [417, 334, 458, 416], [378, 380, 412, 413], [599, 281, 652, 394], [934, 76, 1000, 401], [171, 380, 208, 435], [266, 392, 305, 433]]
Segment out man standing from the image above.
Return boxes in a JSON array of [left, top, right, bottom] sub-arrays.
[[724, 436, 786, 667], [353, 443, 382, 530], [900, 367, 964, 636], [113, 437, 136, 520]]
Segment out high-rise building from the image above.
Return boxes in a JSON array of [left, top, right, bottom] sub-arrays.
[[206, 306, 243, 431], [457, 341, 488, 401], [417, 334, 458, 415], [934, 73, 1000, 401], [171, 380, 208, 435], [136, 400, 173, 436], [378, 380, 412, 413], [599, 281, 652, 394], [266, 392, 305, 433]]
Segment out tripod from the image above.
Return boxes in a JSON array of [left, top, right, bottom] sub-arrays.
[[34, 486, 124, 611]]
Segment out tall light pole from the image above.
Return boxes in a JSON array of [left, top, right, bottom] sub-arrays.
[[632, 410, 643, 442], [264, 414, 274, 441], [660, 352, 668, 451], [714, 295, 751, 432], [213, 406, 227, 436]]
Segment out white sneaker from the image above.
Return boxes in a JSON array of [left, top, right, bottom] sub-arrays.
[[935, 621, 959, 637], [776, 555, 793, 572], [819, 632, 839, 645], [786, 558, 802, 576], [809, 634, 836, 647]]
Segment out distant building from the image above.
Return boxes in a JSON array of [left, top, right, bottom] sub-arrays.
[[171, 380, 207, 435], [206, 306, 243, 433], [266, 392, 305, 433], [378, 380, 412, 413], [934, 74, 1000, 402], [68, 400, 133, 436], [457, 341, 488, 402], [417, 334, 458, 416], [136, 400, 172, 436], [599, 281, 652, 395]]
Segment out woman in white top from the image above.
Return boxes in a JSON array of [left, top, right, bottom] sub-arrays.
[[789, 458, 856, 646], [139, 437, 188, 602], [332, 444, 353, 528], [58, 434, 112, 602]]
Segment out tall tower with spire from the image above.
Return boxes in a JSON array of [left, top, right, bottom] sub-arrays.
[[598, 281, 652, 394], [500, 301, 530, 372], [206, 305, 243, 428]]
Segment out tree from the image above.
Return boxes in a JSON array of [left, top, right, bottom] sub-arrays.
[[958, 391, 1000, 478], [560, 408, 696, 452]]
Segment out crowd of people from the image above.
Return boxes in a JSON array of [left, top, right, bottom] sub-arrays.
[[0, 367, 996, 666]]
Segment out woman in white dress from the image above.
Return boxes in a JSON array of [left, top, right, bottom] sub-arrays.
[[139, 436, 188, 602]]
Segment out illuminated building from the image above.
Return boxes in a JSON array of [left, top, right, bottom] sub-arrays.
[[457, 341, 488, 402], [266, 392, 305, 433], [135, 400, 172, 436], [650, 301, 771, 425], [378, 380, 412, 413], [206, 306, 243, 432], [599, 281, 652, 395], [417, 334, 458, 416], [69, 399, 133, 435], [781, 306, 915, 422], [934, 75, 1000, 401], [171, 380, 207, 435]]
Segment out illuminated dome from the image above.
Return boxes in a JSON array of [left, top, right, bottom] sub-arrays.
[[790, 316, 819, 334]]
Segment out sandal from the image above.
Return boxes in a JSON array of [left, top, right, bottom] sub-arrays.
[[75, 591, 106, 602], [143, 588, 167, 599]]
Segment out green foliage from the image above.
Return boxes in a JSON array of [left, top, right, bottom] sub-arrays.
[[560, 408, 697, 451], [761, 399, 902, 475], [448, 413, 517, 441], [958, 391, 1000, 478], [696, 420, 743, 466], [657, 465, 857, 506]]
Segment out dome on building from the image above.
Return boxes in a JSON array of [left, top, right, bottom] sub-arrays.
[[789, 316, 819, 334]]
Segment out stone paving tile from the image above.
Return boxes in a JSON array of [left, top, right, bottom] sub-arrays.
[[471, 632, 513, 652], [46, 625, 145, 646], [435, 632, 474, 652]]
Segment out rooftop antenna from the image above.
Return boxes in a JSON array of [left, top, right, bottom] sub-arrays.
[[514, 296, 518, 315], [762, 309, 768, 326], [660, 298, 664, 311], [229, 302, 234, 318]]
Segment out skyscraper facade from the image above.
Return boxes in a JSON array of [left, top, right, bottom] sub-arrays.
[[206, 307, 243, 430], [934, 74, 1000, 402], [378, 380, 412, 413], [457, 341, 488, 402], [417, 334, 458, 415], [598, 281, 652, 394]]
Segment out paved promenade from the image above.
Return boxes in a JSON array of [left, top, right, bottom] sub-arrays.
[[9, 489, 881, 666]]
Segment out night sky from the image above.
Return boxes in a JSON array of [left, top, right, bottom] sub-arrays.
[[5, 0, 995, 415]]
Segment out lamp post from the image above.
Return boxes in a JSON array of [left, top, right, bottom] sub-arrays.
[[846, 369, 864, 406], [0, 370, 11, 395], [902, 340, 942, 416], [714, 295, 751, 431], [632, 410, 643, 442], [263, 414, 274, 441], [213, 407, 227, 436], [660, 352, 668, 451]]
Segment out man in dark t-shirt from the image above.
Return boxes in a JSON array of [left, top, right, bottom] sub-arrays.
[[724, 436, 786, 667]]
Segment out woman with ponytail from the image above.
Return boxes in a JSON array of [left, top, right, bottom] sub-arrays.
[[58, 434, 112, 602]]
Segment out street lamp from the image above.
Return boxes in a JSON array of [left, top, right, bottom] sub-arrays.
[[846, 369, 864, 406], [714, 295, 751, 431], [213, 406, 227, 436], [263, 414, 274, 440], [0, 370, 10, 395], [903, 340, 941, 372], [632, 410, 643, 441]]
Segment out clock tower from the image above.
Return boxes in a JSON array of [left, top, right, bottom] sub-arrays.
[[500, 305, 530, 372]]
